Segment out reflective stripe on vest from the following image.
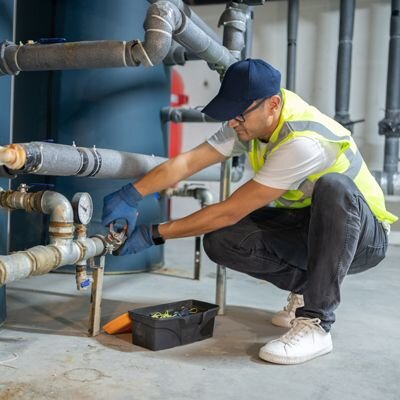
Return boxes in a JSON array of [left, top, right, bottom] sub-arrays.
[[249, 121, 362, 207]]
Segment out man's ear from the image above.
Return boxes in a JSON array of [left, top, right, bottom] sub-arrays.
[[268, 94, 281, 111]]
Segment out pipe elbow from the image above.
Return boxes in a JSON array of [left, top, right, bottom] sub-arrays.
[[194, 188, 213, 207], [40, 191, 74, 224], [131, 1, 182, 67]]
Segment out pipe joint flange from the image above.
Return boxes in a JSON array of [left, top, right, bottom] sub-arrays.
[[378, 116, 400, 137], [74, 240, 87, 263], [0, 41, 21, 76], [49, 221, 74, 240]]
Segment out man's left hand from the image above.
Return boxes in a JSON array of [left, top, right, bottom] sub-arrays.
[[117, 225, 154, 256]]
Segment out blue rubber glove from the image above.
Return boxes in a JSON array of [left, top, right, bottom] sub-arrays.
[[102, 184, 143, 237], [118, 225, 154, 256]]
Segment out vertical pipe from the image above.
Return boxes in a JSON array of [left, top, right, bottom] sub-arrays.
[[286, 0, 299, 91], [194, 236, 201, 280], [378, 0, 400, 194], [215, 159, 231, 315], [215, 1, 248, 315], [335, 0, 355, 131], [242, 7, 254, 60]]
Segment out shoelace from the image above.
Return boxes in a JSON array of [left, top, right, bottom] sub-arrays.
[[280, 317, 323, 346], [283, 293, 303, 313]]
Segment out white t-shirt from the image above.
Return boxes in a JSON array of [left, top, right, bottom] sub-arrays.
[[207, 124, 340, 190]]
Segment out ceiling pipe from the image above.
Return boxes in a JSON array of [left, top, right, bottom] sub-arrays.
[[0, 141, 242, 182], [373, 0, 400, 195], [334, 0, 355, 132], [286, 0, 299, 91]]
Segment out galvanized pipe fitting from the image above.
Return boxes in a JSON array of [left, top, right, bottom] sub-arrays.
[[0, 236, 106, 285]]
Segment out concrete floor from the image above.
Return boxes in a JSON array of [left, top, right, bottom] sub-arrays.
[[0, 238, 399, 400]]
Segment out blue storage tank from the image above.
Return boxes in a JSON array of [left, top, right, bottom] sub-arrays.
[[10, 0, 170, 273], [0, 0, 13, 326]]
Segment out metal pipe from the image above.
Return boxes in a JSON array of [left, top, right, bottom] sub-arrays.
[[0, 40, 137, 76], [147, 0, 221, 44], [376, 0, 400, 194], [163, 42, 201, 66], [161, 107, 216, 123], [286, 0, 299, 91], [0, 236, 105, 285], [133, 1, 236, 71], [0, 1, 230, 75], [0, 188, 108, 285], [334, 0, 355, 131], [219, 2, 248, 60], [0, 141, 240, 182], [215, 159, 231, 315], [242, 7, 254, 60]]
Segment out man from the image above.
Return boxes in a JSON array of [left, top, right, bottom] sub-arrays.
[[102, 59, 397, 364]]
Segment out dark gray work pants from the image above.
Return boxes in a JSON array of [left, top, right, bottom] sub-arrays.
[[203, 173, 388, 331]]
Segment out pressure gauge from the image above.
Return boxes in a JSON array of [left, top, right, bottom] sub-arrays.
[[72, 192, 93, 225]]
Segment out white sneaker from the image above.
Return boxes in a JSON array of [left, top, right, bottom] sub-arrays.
[[271, 293, 304, 328], [259, 317, 333, 365]]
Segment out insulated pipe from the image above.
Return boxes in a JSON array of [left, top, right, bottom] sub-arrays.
[[334, 0, 355, 131], [286, 0, 299, 91], [219, 2, 248, 60], [161, 107, 216, 123], [242, 7, 254, 60], [132, 1, 235, 70], [0, 40, 137, 76], [375, 0, 400, 195], [163, 42, 201, 66], [147, 0, 221, 44], [0, 142, 234, 182], [0, 1, 230, 75]]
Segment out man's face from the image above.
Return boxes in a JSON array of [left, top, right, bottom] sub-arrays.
[[227, 96, 280, 141]]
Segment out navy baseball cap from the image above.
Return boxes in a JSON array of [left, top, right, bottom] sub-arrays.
[[202, 59, 281, 121]]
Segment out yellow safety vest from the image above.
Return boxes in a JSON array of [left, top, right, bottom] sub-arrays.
[[248, 89, 398, 224]]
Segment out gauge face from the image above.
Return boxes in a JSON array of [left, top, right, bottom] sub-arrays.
[[72, 192, 93, 225]]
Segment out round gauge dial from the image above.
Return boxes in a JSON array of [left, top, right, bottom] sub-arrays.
[[72, 192, 93, 225]]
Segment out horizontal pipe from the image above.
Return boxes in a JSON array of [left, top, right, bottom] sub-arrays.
[[0, 40, 137, 75], [0, 142, 240, 182], [161, 107, 217, 123], [0, 236, 105, 285]]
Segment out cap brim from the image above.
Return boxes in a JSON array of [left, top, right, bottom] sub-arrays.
[[202, 96, 253, 122]]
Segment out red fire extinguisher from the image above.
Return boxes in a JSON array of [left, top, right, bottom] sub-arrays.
[[169, 69, 188, 158]]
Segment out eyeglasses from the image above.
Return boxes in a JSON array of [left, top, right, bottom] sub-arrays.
[[234, 97, 268, 123]]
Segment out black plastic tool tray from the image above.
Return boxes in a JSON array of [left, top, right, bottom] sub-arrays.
[[129, 299, 219, 351]]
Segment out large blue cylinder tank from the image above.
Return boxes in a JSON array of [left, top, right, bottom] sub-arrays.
[[9, 0, 170, 273], [0, 0, 13, 326]]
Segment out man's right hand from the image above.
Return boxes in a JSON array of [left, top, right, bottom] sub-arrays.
[[102, 183, 143, 237]]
